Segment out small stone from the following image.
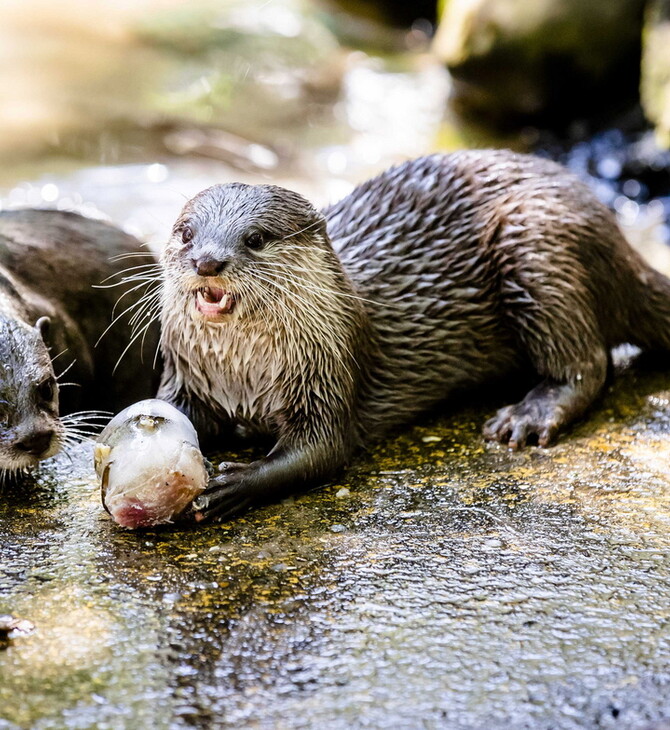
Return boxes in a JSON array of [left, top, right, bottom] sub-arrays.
[[330, 524, 346, 533], [30, 571, 56, 581], [335, 488, 350, 498], [422, 435, 442, 443], [0, 615, 35, 639]]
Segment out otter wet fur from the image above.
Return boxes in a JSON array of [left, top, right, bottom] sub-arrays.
[[0, 209, 160, 474], [158, 149, 670, 521]]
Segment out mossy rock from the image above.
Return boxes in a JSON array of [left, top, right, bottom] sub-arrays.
[[317, 0, 436, 28], [434, 0, 645, 128], [642, 0, 670, 148]]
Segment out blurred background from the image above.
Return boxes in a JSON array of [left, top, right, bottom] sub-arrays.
[[2, 0, 670, 260]]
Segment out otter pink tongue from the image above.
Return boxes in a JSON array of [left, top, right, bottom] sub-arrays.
[[196, 287, 235, 317]]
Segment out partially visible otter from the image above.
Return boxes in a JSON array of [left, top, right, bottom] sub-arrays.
[[158, 150, 670, 521], [0, 209, 159, 472]]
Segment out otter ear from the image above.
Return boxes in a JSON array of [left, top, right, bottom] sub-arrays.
[[34, 316, 51, 341]]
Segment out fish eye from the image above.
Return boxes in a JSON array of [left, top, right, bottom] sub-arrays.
[[244, 231, 265, 250], [37, 378, 56, 403], [181, 225, 194, 244]]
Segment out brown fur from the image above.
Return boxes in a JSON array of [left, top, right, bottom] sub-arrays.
[[158, 150, 670, 520]]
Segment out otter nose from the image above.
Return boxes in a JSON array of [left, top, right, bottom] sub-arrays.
[[193, 256, 227, 277], [14, 430, 54, 457]]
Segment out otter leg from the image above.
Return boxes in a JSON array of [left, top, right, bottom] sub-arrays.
[[193, 439, 345, 522], [482, 353, 607, 449], [482, 241, 609, 448]]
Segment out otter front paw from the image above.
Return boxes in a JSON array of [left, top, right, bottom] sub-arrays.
[[192, 462, 254, 522], [483, 401, 560, 450]]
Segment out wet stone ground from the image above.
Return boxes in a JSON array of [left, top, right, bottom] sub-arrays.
[[2, 354, 670, 729]]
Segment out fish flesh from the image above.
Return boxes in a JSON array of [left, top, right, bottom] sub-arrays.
[[95, 399, 208, 529]]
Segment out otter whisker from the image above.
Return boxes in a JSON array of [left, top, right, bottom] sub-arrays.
[[131, 299, 163, 359], [55, 358, 77, 381], [259, 261, 401, 310], [278, 216, 326, 241], [61, 419, 103, 431], [109, 277, 161, 320], [96, 279, 162, 347], [61, 409, 113, 418], [242, 273, 298, 355], [245, 269, 327, 334], [112, 311, 163, 374], [128, 290, 162, 329], [94, 271, 162, 290], [62, 425, 99, 435], [50, 347, 70, 364], [60, 410, 113, 430], [61, 432, 94, 445], [98, 262, 162, 285], [108, 247, 153, 263]]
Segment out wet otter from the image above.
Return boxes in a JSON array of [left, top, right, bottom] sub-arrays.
[[0, 209, 159, 472], [158, 149, 670, 521]]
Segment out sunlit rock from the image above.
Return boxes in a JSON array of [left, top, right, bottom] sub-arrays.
[[642, 0, 670, 148], [433, 0, 645, 127]]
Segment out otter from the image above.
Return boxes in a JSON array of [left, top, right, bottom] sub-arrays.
[[157, 149, 670, 521], [0, 209, 159, 472]]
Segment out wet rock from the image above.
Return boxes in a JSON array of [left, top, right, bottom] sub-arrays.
[[433, 0, 645, 127], [318, 0, 436, 29], [642, 0, 670, 148], [0, 615, 35, 645]]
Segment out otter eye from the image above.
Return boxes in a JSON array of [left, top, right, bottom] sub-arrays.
[[244, 232, 264, 250], [181, 226, 194, 244], [37, 378, 55, 403]]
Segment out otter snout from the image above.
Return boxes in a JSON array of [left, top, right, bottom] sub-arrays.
[[192, 255, 228, 277], [14, 429, 56, 458]]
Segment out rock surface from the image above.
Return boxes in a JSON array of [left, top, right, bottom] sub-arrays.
[[642, 0, 670, 148], [2, 352, 670, 728], [434, 0, 645, 126]]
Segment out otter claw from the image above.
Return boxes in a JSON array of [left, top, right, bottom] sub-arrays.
[[195, 494, 253, 523], [193, 464, 254, 522], [217, 461, 247, 474], [484, 401, 560, 450]]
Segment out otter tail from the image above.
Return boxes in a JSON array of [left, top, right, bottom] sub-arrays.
[[627, 264, 670, 353]]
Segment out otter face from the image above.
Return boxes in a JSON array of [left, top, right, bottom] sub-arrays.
[[162, 183, 328, 324], [0, 317, 62, 472]]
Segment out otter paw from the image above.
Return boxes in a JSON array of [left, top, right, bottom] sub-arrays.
[[192, 462, 253, 522], [483, 401, 560, 450]]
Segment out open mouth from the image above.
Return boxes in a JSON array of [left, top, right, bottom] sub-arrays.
[[195, 287, 236, 318]]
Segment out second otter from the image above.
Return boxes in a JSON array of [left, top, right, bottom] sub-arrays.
[[158, 150, 670, 520], [0, 209, 159, 472]]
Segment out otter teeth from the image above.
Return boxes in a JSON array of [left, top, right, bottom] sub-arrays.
[[196, 287, 235, 316]]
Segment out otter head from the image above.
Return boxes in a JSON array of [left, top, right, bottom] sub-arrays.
[[0, 316, 62, 471], [162, 183, 331, 324]]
